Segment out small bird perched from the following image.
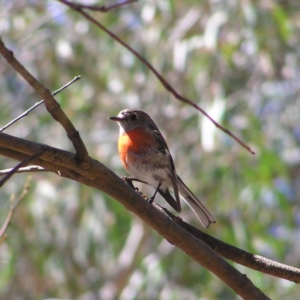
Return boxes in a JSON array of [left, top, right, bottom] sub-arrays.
[[109, 108, 216, 228]]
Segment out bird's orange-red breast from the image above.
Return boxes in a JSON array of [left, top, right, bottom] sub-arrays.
[[109, 108, 216, 228], [118, 127, 155, 171]]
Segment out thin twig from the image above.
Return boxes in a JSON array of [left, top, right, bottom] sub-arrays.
[[0, 38, 89, 161], [0, 100, 44, 133], [58, 0, 255, 155], [0, 165, 47, 175], [62, 0, 137, 12], [52, 76, 81, 96], [0, 76, 81, 132], [0, 150, 43, 187], [0, 177, 31, 242]]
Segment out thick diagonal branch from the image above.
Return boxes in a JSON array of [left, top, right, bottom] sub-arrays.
[[0, 132, 287, 299]]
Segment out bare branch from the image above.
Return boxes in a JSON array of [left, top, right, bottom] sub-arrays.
[[0, 76, 81, 133], [0, 150, 44, 187], [62, 0, 137, 12], [0, 99, 43, 132], [58, 0, 255, 155], [0, 38, 89, 161], [0, 144, 77, 179], [0, 133, 286, 299], [0, 132, 298, 286], [52, 76, 81, 96], [0, 132, 87, 176], [0, 165, 47, 175]]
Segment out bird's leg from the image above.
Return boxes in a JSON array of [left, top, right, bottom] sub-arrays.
[[149, 182, 162, 203]]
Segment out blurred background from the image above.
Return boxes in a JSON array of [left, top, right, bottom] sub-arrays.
[[1, 0, 300, 299]]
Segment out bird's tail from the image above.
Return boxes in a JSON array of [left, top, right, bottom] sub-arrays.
[[177, 176, 216, 228]]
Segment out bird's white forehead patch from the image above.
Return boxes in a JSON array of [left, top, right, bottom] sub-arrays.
[[119, 109, 131, 117], [118, 111, 125, 118]]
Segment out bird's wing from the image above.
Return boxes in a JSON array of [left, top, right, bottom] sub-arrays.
[[147, 123, 181, 210]]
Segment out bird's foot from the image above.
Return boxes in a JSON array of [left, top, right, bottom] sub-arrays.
[[122, 176, 136, 190], [122, 176, 155, 202], [148, 196, 155, 203]]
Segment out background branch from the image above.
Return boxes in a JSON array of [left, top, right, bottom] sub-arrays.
[[0, 177, 30, 244], [58, 0, 255, 155]]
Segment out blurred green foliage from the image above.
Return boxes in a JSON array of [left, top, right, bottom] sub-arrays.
[[1, 0, 300, 299]]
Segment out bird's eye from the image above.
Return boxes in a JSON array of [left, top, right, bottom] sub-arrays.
[[130, 113, 138, 121]]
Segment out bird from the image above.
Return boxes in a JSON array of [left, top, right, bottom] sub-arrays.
[[109, 108, 216, 228]]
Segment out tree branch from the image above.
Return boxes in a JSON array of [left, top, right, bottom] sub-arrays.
[[0, 38, 89, 162], [0, 132, 298, 285], [0, 132, 296, 298], [0, 166, 47, 174]]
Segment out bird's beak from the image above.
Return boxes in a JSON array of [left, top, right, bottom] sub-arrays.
[[109, 116, 122, 121]]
